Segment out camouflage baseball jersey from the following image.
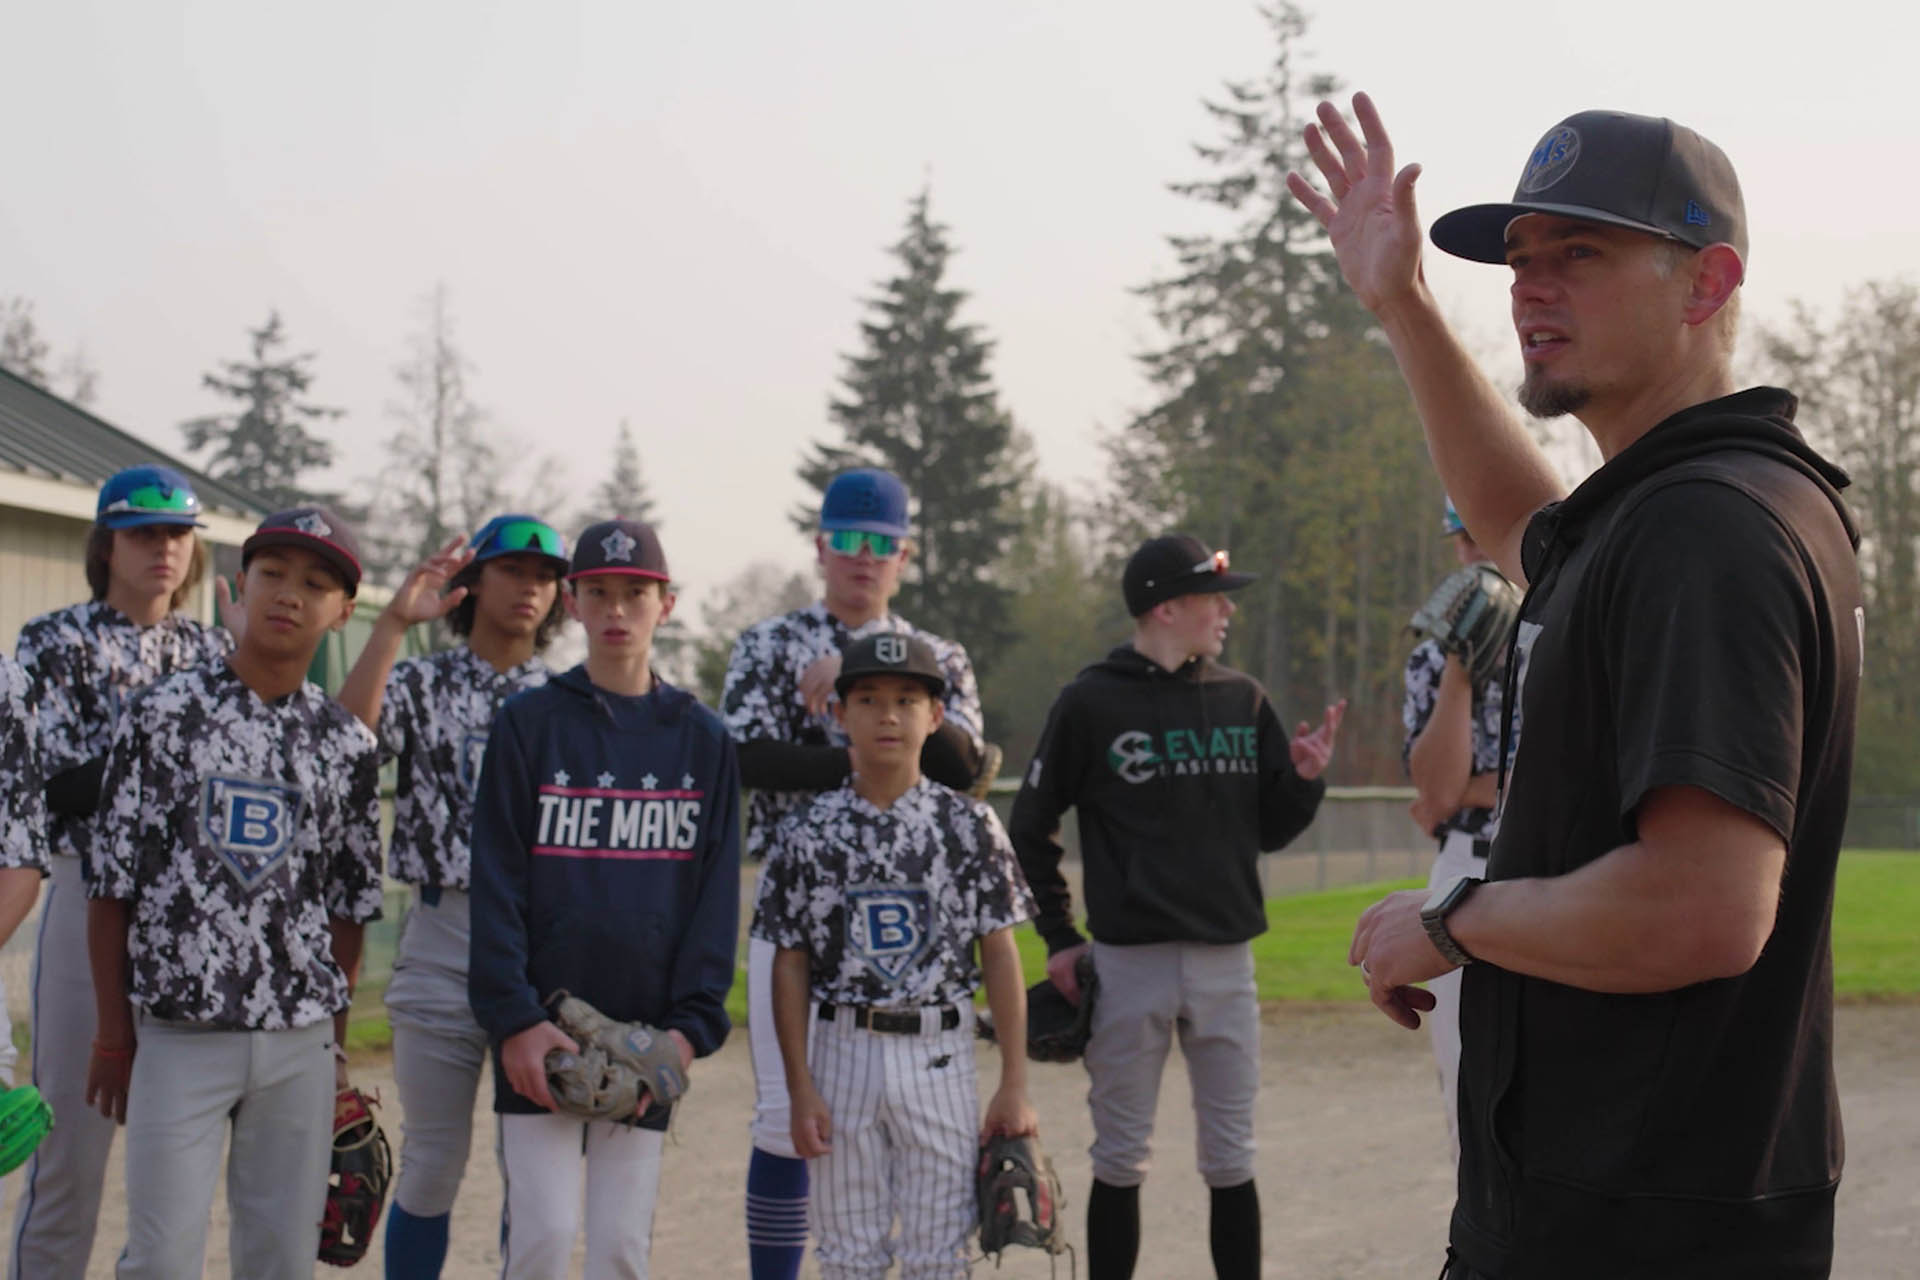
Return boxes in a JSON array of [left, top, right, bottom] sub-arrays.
[[86, 663, 385, 1030], [0, 655, 50, 874], [751, 778, 1033, 1008], [378, 646, 549, 890], [15, 601, 232, 859], [1401, 637, 1514, 839], [721, 602, 983, 860]]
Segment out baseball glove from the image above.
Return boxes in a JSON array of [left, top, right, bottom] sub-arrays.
[[978, 1133, 1068, 1263], [0, 1086, 52, 1177], [319, 1085, 391, 1268], [1409, 562, 1522, 690], [544, 991, 689, 1121], [975, 952, 1098, 1064]]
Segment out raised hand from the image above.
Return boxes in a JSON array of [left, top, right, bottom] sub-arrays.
[[214, 574, 245, 645], [1285, 92, 1427, 316], [1289, 699, 1346, 781], [385, 536, 475, 627]]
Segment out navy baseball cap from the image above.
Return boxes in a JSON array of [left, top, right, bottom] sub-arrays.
[[835, 632, 946, 699], [1431, 110, 1746, 266], [1123, 534, 1255, 617], [569, 519, 669, 582], [820, 469, 910, 538], [96, 465, 205, 530], [471, 514, 570, 572], [242, 507, 364, 596]]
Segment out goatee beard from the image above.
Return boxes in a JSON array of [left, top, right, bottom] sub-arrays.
[[1519, 369, 1592, 420]]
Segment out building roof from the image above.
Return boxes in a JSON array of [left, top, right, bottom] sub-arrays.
[[0, 366, 268, 520]]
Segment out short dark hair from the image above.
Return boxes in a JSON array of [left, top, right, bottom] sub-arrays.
[[85, 524, 208, 614], [447, 560, 568, 652]]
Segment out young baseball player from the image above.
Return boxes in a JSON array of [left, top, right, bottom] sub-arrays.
[[10, 464, 233, 1280], [468, 518, 740, 1280], [81, 506, 385, 1279], [1402, 500, 1519, 1162], [335, 514, 570, 1279], [723, 468, 989, 1280], [0, 655, 51, 1089], [756, 632, 1037, 1280], [1010, 534, 1344, 1280]]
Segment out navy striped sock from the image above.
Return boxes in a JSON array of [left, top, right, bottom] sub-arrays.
[[745, 1147, 809, 1280]]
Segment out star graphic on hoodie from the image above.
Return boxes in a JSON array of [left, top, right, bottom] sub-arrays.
[[597, 772, 615, 789], [682, 773, 695, 789], [553, 770, 571, 787], [642, 773, 659, 789]]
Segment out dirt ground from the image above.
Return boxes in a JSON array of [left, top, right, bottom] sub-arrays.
[[12, 1001, 1915, 1279]]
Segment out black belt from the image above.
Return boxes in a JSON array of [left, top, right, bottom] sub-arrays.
[[818, 1004, 960, 1035]]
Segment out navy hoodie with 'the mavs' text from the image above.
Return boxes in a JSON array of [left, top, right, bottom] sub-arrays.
[[468, 665, 741, 1125]]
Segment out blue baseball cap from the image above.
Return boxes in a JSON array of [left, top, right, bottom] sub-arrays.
[[96, 465, 205, 530], [1442, 499, 1465, 536], [820, 469, 910, 538], [470, 514, 570, 572]]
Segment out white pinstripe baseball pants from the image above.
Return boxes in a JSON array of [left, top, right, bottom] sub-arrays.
[[809, 1009, 977, 1280]]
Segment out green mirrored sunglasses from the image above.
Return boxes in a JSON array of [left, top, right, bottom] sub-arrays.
[[483, 519, 567, 559], [824, 529, 902, 558], [101, 484, 198, 516]]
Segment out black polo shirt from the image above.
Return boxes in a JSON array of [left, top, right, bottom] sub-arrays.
[[1451, 389, 1861, 1279]]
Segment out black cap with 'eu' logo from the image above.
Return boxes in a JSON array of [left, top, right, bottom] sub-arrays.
[[835, 632, 947, 699], [1430, 110, 1746, 267]]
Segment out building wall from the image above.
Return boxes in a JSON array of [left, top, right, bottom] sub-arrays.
[[0, 505, 91, 653]]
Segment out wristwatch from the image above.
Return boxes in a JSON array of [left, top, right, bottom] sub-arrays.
[[1421, 877, 1481, 968]]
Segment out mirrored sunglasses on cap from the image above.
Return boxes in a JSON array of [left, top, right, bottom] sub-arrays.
[[1142, 548, 1231, 591], [100, 484, 200, 518], [477, 518, 567, 560], [824, 529, 902, 558]]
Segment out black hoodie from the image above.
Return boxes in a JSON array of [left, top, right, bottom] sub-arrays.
[[1451, 388, 1861, 1278], [1009, 644, 1325, 953]]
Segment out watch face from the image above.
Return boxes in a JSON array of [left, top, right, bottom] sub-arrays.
[[1425, 875, 1476, 917]]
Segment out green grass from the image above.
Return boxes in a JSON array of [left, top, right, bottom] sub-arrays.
[[346, 852, 1920, 1045], [1832, 851, 1920, 998]]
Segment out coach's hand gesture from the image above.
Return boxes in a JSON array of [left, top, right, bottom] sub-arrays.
[[1286, 92, 1426, 317], [1290, 699, 1347, 781]]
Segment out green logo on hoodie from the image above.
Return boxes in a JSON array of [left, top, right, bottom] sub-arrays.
[[1106, 726, 1258, 784]]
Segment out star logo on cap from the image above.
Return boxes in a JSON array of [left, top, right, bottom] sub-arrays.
[[294, 513, 333, 538], [600, 528, 637, 563]]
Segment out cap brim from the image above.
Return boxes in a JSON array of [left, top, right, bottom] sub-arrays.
[[820, 518, 910, 537], [833, 671, 945, 700], [99, 512, 205, 530], [475, 547, 570, 572], [567, 567, 670, 582], [241, 532, 361, 595], [1430, 201, 1681, 264]]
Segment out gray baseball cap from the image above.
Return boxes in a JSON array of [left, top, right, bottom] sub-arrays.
[[1430, 110, 1746, 266]]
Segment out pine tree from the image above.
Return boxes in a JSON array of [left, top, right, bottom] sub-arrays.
[[798, 189, 1023, 672], [181, 311, 341, 510], [589, 420, 658, 526]]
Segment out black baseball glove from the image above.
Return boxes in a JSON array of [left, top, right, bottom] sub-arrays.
[[978, 1133, 1068, 1261], [976, 952, 1098, 1064], [1409, 562, 1522, 690]]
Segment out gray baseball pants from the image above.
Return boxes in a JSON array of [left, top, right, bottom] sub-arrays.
[[1084, 940, 1259, 1189], [386, 887, 490, 1217], [11, 855, 117, 1280], [115, 1017, 334, 1279]]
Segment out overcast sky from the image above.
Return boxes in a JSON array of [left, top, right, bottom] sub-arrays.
[[6, 0, 1914, 614]]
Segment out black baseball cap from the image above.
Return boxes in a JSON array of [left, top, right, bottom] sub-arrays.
[[1122, 534, 1255, 617], [835, 632, 947, 699], [569, 519, 669, 582], [1430, 110, 1746, 266], [241, 507, 363, 596]]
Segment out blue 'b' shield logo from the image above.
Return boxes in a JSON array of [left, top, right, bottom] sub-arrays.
[[847, 885, 932, 985], [202, 776, 304, 894]]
